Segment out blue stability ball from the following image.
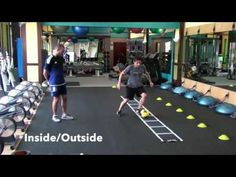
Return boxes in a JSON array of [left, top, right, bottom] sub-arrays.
[[197, 96, 216, 106], [184, 90, 201, 99], [160, 83, 172, 90], [72, 26, 89, 36], [172, 86, 187, 95], [215, 103, 236, 115]]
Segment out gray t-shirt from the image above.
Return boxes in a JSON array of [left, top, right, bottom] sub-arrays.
[[123, 64, 147, 88]]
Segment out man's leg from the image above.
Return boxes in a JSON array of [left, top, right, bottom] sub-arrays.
[[136, 87, 147, 113], [117, 87, 134, 117], [116, 98, 129, 117], [137, 92, 147, 110], [117, 98, 129, 112], [52, 96, 59, 115], [60, 85, 74, 120], [52, 96, 61, 122], [61, 94, 67, 114]]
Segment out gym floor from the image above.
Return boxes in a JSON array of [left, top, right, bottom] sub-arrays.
[[17, 86, 236, 155]]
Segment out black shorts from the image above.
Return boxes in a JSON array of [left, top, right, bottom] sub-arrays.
[[50, 84, 67, 97], [125, 86, 147, 100]]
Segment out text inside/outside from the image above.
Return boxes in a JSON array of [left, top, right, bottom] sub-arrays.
[[24, 133, 103, 143]]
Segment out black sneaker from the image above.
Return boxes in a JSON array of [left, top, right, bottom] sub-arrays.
[[116, 110, 122, 117]]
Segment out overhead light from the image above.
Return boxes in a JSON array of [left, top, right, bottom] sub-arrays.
[[143, 29, 147, 44], [42, 35, 47, 40], [173, 29, 179, 42], [143, 36, 147, 44]]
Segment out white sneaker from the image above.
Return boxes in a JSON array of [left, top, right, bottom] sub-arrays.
[[52, 115, 61, 123], [230, 112, 236, 119], [61, 113, 74, 120]]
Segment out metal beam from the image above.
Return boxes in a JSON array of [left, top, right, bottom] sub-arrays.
[[41, 22, 179, 29], [177, 22, 185, 86]]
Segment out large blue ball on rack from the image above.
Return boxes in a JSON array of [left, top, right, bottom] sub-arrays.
[[72, 26, 89, 36]]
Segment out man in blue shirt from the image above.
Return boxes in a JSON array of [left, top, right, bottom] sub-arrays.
[[43, 44, 74, 123]]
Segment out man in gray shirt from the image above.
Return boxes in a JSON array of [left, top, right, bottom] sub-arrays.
[[116, 57, 154, 116]]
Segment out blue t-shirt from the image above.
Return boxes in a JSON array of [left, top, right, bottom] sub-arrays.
[[44, 55, 65, 86], [123, 64, 147, 88]]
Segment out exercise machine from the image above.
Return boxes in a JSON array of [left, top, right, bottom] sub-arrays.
[[143, 52, 164, 84], [0, 105, 18, 150]]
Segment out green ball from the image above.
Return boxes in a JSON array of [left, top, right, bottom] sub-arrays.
[[112, 27, 125, 33], [150, 28, 164, 34]]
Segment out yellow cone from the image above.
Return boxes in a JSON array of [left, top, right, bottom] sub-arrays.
[[156, 97, 162, 101], [176, 108, 183, 113], [165, 102, 172, 106], [186, 115, 195, 120], [141, 109, 150, 118], [218, 134, 230, 141], [197, 123, 207, 128], [112, 85, 116, 88]]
